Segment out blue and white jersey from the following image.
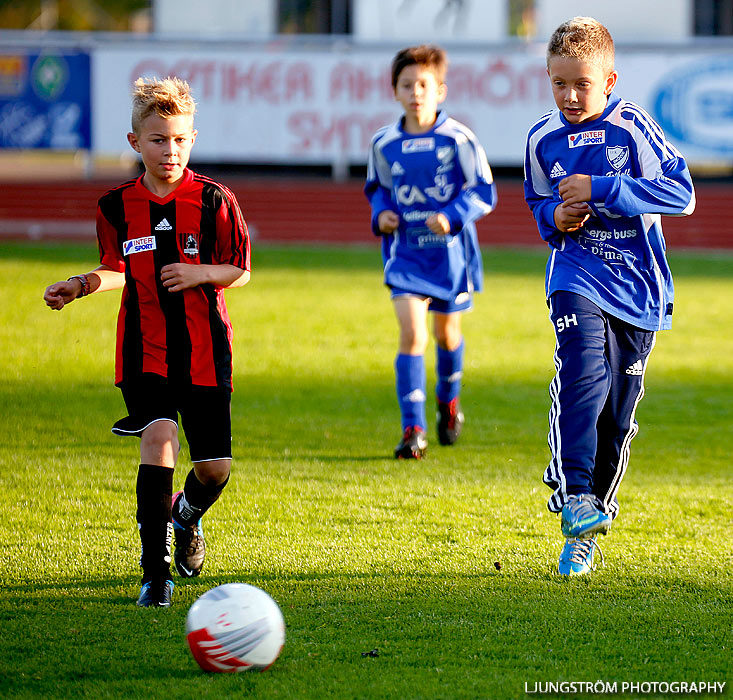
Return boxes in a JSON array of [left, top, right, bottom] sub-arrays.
[[365, 111, 497, 301], [524, 92, 695, 331]]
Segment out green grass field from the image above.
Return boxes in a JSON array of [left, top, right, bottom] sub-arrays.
[[1, 242, 731, 700]]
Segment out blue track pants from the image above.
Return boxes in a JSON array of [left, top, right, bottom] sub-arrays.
[[544, 292, 656, 516]]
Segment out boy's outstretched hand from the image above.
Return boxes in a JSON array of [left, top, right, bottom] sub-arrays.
[[43, 280, 80, 310]]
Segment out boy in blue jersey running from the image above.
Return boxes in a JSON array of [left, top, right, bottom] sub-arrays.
[[524, 17, 695, 575], [365, 45, 497, 459]]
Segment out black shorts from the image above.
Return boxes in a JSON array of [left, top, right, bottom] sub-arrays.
[[112, 373, 232, 462]]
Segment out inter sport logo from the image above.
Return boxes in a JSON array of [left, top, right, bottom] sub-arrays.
[[402, 137, 435, 153], [123, 236, 156, 256], [568, 130, 605, 149]]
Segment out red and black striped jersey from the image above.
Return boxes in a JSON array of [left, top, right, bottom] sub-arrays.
[[96, 168, 250, 389]]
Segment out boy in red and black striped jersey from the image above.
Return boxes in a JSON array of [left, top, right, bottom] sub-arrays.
[[44, 77, 250, 607]]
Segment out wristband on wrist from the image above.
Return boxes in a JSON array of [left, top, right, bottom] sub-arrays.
[[67, 274, 90, 298]]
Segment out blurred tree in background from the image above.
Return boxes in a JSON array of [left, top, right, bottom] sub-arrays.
[[0, 0, 151, 31]]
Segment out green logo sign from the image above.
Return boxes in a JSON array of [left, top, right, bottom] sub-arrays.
[[31, 54, 68, 100]]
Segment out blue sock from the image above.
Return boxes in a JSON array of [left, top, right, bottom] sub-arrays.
[[395, 353, 426, 431], [436, 339, 464, 403]]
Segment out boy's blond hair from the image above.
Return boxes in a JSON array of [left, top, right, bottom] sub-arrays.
[[130, 76, 196, 134], [547, 17, 615, 74], [391, 45, 448, 89]]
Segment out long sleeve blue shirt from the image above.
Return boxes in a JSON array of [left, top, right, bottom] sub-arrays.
[[365, 111, 497, 301], [524, 92, 695, 330]]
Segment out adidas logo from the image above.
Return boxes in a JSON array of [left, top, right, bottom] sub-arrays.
[[625, 360, 644, 376], [550, 161, 567, 178], [391, 161, 405, 176], [155, 218, 172, 231]]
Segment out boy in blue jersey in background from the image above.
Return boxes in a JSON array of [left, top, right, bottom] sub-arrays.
[[524, 17, 695, 575], [365, 45, 497, 459]]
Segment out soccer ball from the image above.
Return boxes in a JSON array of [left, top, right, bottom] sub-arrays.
[[186, 583, 285, 672]]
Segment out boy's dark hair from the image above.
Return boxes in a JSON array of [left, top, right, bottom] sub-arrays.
[[547, 17, 615, 74], [391, 45, 448, 89]]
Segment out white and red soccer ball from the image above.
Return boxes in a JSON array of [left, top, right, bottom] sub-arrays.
[[186, 583, 285, 672]]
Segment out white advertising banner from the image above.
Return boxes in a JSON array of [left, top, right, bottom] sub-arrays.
[[93, 44, 733, 168]]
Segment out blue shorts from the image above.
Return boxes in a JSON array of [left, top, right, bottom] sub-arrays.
[[390, 287, 473, 314]]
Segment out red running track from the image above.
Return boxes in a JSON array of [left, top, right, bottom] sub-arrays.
[[0, 177, 730, 249]]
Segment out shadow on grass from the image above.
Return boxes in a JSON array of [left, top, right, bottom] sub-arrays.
[[2, 372, 731, 466], [3, 565, 725, 608], [3, 578, 141, 607]]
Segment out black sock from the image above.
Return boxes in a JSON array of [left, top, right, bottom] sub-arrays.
[[172, 468, 229, 528], [136, 464, 174, 583]]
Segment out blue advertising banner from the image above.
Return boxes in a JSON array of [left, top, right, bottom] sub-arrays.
[[652, 57, 733, 156], [0, 51, 91, 149]]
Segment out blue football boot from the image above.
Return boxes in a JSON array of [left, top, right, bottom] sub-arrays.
[[561, 494, 612, 539], [558, 537, 603, 576], [137, 579, 174, 607]]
